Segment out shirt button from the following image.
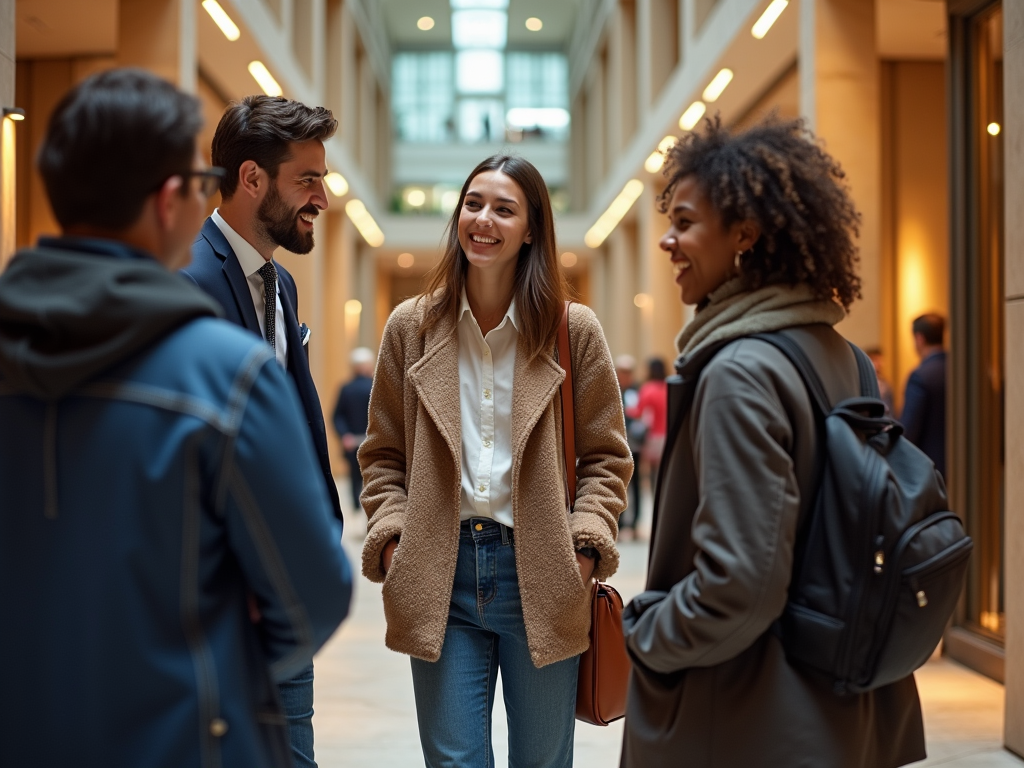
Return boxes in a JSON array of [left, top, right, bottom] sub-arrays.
[[483, 348, 491, 356], [483, 389, 491, 399], [479, 484, 486, 492], [210, 718, 229, 737], [483, 439, 492, 448]]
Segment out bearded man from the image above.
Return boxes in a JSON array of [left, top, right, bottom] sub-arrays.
[[183, 95, 342, 768]]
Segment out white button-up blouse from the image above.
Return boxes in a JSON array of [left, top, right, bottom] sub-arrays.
[[457, 290, 517, 527]]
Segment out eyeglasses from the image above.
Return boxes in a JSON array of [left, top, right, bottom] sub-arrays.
[[183, 167, 226, 198], [153, 167, 226, 198]]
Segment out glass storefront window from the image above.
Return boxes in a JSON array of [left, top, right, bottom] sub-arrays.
[[966, 3, 1005, 642], [948, 0, 1006, 676]]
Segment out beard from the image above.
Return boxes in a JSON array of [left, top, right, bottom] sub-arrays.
[[257, 183, 317, 254]]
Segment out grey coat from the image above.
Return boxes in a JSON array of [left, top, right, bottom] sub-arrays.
[[621, 325, 926, 768]]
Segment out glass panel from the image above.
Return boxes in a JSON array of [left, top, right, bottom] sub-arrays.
[[392, 51, 568, 144], [392, 52, 455, 142], [457, 99, 504, 142], [966, 3, 1005, 641]]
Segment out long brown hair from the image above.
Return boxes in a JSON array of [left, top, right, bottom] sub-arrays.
[[419, 154, 569, 361]]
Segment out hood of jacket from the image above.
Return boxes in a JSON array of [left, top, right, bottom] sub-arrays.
[[0, 238, 223, 399]]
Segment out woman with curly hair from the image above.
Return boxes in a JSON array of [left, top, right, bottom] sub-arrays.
[[620, 117, 925, 767]]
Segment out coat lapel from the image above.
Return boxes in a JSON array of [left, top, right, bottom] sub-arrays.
[[510, 337, 564, 467], [201, 218, 261, 335], [408, 313, 462, 467]]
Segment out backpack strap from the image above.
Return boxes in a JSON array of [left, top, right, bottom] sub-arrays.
[[751, 331, 882, 412], [749, 332, 834, 416]]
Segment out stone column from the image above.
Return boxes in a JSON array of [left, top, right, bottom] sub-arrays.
[[1002, 0, 1024, 756], [0, 0, 16, 266], [636, 185, 685, 365], [799, 0, 881, 349], [118, 0, 197, 92], [605, 226, 636, 358]]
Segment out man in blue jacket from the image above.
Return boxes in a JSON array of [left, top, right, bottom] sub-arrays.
[[182, 94, 344, 767], [901, 313, 948, 478], [0, 68, 352, 768]]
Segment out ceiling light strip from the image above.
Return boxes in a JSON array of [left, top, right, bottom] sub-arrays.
[[202, 0, 241, 41], [751, 0, 789, 39], [584, 180, 644, 249], [248, 61, 282, 96], [346, 199, 385, 247], [702, 68, 734, 102]]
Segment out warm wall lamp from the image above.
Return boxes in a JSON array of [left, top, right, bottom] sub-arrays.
[[3, 108, 25, 122]]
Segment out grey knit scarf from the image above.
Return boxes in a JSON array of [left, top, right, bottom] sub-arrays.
[[675, 277, 846, 360]]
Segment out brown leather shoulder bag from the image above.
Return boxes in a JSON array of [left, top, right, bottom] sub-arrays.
[[556, 301, 631, 727]]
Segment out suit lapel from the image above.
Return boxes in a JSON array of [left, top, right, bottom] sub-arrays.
[[277, 276, 304, 374], [408, 314, 462, 468], [201, 218, 261, 335]]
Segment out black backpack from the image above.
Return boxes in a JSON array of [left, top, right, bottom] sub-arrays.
[[675, 328, 973, 695]]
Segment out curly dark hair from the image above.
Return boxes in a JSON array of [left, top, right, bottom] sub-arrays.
[[659, 115, 862, 309]]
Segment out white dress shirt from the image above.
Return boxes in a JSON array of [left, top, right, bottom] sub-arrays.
[[211, 209, 288, 368], [458, 290, 517, 528]]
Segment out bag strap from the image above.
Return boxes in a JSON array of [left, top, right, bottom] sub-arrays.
[[556, 301, 576, 511], [750, 331, 881, 415]]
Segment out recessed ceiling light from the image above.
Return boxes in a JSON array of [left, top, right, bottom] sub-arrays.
[[417, 16, 435, 31], [526, 17, 543, 32], [398, 253, 415, 268], [406, 189, 426, 207], [988, 122, 1001, 136], [560, 252, 578, 268]]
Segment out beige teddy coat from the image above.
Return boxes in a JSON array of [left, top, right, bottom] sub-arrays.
[[359, 298, 632, 668]]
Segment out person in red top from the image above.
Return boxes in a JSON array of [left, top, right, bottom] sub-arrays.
[[629, 357, 668, 491]]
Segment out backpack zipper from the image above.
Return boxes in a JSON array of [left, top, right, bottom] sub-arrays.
[[859, 511, 970, 683], [834, 445, 889, 692]]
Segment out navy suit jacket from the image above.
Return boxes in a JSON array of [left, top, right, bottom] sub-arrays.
[[182, 217, 343, 521], [332, 374, 372, 442], [901, 350, 947, 478]]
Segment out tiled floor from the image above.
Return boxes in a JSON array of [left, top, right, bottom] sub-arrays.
[[314, 484, 1022, 767]]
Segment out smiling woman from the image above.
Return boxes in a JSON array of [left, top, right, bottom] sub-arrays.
[[358, 154, 631, 768]]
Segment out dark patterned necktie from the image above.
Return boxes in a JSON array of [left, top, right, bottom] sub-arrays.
[[257, 261, 277, 351]]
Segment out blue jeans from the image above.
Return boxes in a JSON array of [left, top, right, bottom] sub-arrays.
[[278, 663, 316, 767], [411, 519, 580, 768]]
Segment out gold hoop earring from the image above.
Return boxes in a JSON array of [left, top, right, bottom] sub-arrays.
[[734, 250, 744, 271]]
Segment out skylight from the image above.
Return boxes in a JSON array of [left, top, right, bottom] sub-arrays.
[[451, 9, 507, 49], [456, 50, 504, 93]]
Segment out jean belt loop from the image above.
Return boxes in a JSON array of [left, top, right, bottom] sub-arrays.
[[500, 523, 510, 546]]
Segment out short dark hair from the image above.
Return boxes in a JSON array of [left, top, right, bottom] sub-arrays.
[[647, 357, 667, 381], [37, 68, 202, 231], [660, 115, 862, 310], [213, 96, 338, 199], [912, 313, 945, 346]]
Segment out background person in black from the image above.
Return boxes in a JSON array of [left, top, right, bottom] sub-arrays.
[[333, 346, 375, 515], [615, 354, 643, 540], [182, 94, 341, 768], [901, 313, 948, 478]]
